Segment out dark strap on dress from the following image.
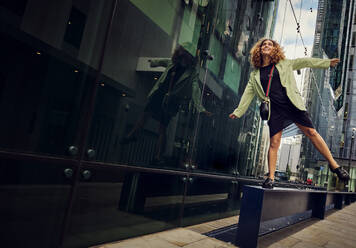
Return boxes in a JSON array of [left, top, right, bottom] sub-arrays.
[[266, 65, 275, 97]]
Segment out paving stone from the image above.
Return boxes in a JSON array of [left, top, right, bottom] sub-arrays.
[[258, 236, 301, 248], [290, 241, 323, 248], [95, 235, 180, 248], [322, 234, 356, 248], [182, 237, 237, 248], [152, 228, 205, 246], [324, 240, 356, 248], [186, 216, 238, 234]]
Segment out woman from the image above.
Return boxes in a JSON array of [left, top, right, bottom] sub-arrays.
[[229, 38, 349, 189]]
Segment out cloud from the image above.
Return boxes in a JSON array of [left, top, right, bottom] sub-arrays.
[[273, 0, 318, 56], [271, 0, 320, 90]]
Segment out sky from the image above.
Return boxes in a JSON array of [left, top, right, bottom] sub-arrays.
[[273, 0, 319, 58], [272, 0, 319, 90]]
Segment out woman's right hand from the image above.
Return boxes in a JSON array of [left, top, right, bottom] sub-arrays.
[[330, 58, 340, 67], [229, 113, 238, 119]]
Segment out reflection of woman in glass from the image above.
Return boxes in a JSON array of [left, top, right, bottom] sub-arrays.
[[121, 43, 211, 165], [229, 38, 349, 188]]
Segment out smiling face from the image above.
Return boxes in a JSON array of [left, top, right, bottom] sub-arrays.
[[260, 39, 274, 56]]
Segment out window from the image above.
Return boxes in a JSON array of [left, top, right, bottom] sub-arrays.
[[349, 55, 354, 71], [344, 103, 349, 120], [352, 32, 356, 47], [347, 79, 351, 94]]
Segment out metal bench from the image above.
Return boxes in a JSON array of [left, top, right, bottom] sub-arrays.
[[236, 185, 356, 248]]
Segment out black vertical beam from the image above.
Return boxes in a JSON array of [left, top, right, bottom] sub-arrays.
[[311, 193, 326, 219], [335, 194, 343, 209], [236, 186, 264, 248], [345, 194, 351, 205]]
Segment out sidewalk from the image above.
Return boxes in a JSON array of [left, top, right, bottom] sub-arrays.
[[92, 202, 356, 248], [92, 228, 237, 248], [258, 202, 356, 248]]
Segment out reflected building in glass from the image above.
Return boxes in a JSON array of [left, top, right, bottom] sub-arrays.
[[0, 0, 278, 247]]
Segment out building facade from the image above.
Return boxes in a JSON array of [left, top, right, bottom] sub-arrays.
[[0, 0, 278, 247], [277, 136, 302, 178], [302, 0, 356, 190]]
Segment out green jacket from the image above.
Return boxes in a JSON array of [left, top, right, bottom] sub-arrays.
[[148, 59, 206, 112], [232, 58, 331, 120]]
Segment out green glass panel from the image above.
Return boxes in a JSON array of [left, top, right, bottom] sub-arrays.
[[207, 35, 222, 76], [223, 54, 241, 93], [130, 0, 178, 35], [178, 8, 201, 56]]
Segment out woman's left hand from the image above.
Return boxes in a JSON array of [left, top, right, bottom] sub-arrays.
[[330, 58, 340, 67]]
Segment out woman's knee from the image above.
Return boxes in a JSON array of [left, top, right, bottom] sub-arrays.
[[270, 136, 281, 149]]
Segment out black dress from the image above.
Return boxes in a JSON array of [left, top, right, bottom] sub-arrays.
[[259, 64, 314, 138]]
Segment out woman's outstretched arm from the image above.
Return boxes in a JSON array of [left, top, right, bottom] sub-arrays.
[[290, 57, 339, 71], [229, 72, 256, 119]]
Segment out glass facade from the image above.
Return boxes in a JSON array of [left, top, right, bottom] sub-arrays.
[[0, 0, 277, 247], [303, 0, 356, 190]]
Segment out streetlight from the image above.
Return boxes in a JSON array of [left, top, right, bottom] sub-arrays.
[[346, 128, 356, 192]]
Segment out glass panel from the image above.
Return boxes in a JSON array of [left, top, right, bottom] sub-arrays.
[[0, 157, 74, 248], [84, 0, 208, 171], [182, 176, 240, 226], [63, 166, 185, 247], [0, 0, 114, 157], [185, 0, 276, 176], [84, 0, 276, 177]]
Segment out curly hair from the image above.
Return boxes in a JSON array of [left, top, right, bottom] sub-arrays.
[[250, 38, 285, 68]]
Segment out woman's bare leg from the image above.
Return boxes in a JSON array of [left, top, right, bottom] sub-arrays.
[[295, 124, 338, 170], [268, 130, 283, 180]]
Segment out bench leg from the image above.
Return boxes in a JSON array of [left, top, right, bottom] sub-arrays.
[[236, 186, 264, 248], [335, 194, 343, 209], [345, 195, 350, 205], [311, 193, 326, 219]]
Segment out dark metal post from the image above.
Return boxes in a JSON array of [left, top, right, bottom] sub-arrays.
[[324, 126, 335, 190], [325, 166, 329, 189], [325, 130, 333, 189], [236, 186, 264, 248], [347, 128, 355, 192]]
